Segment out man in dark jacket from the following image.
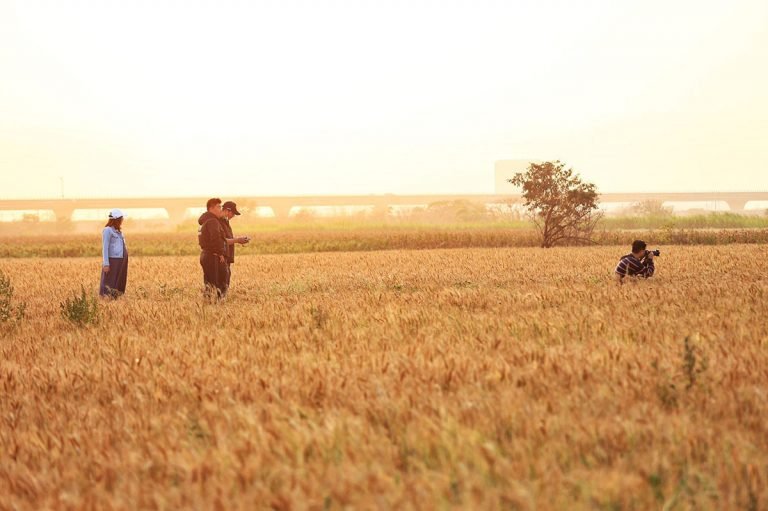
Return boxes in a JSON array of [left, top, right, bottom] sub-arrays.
[[219, 201, 249, 295], [198, 198, 228, 299]]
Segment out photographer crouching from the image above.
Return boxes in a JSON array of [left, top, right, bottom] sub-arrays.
[[615, 240, 658, 284]]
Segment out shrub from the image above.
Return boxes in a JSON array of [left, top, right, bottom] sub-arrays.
[[60, 286, 99, 326], [634, 200, 673, 217], [0, 270, 26, 324], [423, 200, 490, 223], [683, 336, 708, 390]]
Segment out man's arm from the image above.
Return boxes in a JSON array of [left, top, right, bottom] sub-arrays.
[[614, 259, 627, 285], [102, 228, 111, 270], [615, 258, 628, 277], [200, 220, 222, 255], [643, 255, 655, 278]]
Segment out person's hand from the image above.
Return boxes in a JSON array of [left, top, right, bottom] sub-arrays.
[[219, 255, 226, 264], [646, 251, 654, 260], [239, 236, 250, 244], [103, 265, 110, 273]]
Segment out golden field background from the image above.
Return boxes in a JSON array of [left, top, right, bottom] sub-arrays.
[[2, 225, 768, 258], [0, 246, 767, 509]]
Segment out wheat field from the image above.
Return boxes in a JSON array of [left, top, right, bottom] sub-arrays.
[[1, 245, 767, 510]]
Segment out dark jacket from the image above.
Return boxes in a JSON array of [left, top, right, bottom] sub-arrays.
[[198, 212, 227, 255], [219, 217, 235, 263]]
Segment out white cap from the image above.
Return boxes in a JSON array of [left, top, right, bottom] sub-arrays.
[[109, 208, 124, 219]]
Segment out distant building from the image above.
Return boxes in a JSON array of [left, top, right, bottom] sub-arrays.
[[494, 160, 539, 194]]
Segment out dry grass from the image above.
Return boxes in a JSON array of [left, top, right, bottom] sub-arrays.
[[2, 227, 768, 258], [0, 245, 767, 510]]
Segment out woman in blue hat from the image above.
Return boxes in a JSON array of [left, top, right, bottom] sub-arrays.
[[99, 208, 129, 298]]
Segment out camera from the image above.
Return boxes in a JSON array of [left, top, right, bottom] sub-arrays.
[[646, 249, 660, 257]]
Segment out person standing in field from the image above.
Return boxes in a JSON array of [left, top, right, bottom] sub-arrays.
[[100, 208, 128, 298], [198, 198, 228, 299], [219, 201, 250, 296]]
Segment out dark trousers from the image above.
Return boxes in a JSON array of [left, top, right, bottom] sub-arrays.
[[200, 252, 227, 298], [100, 255, 128, 298]]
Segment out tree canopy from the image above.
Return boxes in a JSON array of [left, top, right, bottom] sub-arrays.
[[508, 161, 601, 248]]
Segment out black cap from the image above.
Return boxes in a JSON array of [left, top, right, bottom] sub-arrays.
[[222, 201, 241, 215]]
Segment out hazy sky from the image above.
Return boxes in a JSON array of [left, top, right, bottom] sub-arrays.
[[1, 0, 767, 198]]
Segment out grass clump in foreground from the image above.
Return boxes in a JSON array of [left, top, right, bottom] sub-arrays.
[[0, 270, 26, 324], [60, 286, 99, 326]]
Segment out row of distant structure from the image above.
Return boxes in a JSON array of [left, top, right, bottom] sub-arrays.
[[494, 160, 768, 213], [0, 160, 766, 223]]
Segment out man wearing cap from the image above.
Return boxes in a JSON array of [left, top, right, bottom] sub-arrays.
[[219, 201, 250, 296]]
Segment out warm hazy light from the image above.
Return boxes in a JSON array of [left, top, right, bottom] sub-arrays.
[[1, 0, 767, 199]]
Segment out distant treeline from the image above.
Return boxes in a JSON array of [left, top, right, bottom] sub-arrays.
[[2, 209, 768, 236]]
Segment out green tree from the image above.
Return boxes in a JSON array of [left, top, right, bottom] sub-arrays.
[[508, 161, 602, 247]]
